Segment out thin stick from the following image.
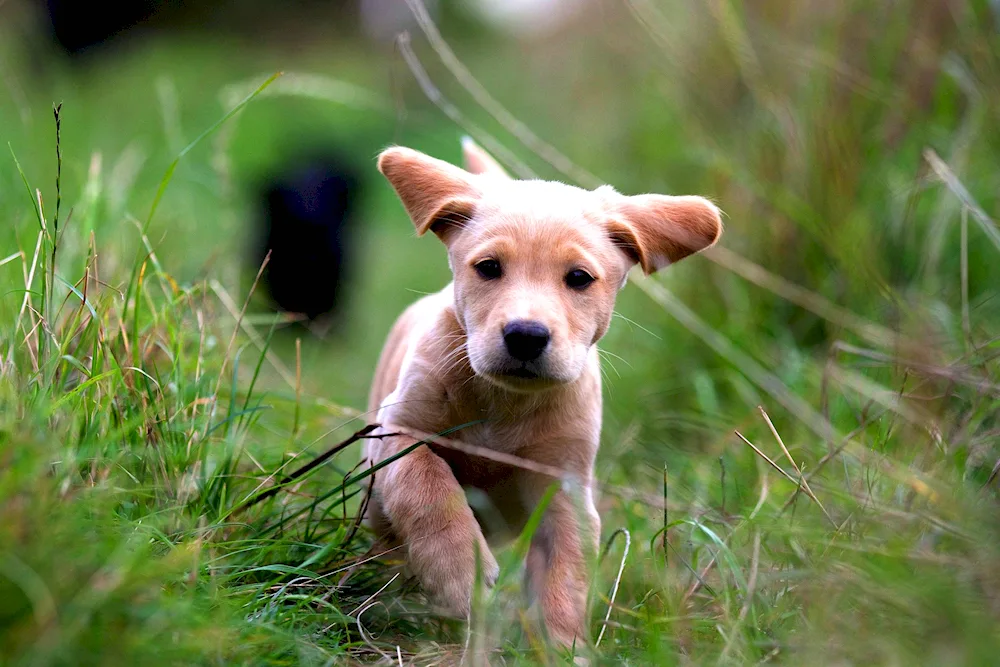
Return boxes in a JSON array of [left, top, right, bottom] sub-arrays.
[[707, 246, 901, 350], [663, 464, 669, 567], [924, 148, 1000, 253], [349, 571, 401, 617], [236, 424, 378, 511], [394, 33, 535, 180], [357, 600, 394, 663], [209, 278, 298, 391], [735, 430, 803, 486], [734, 430, 835, 528], [748, 464, 770, 521], [342, 460, 375, 549], [638, 277, 837, 443], [719, 456, 727, 515], [50, 104, 62, 343], [385, 423, 578, 483], [758, 406, 836, 527], [984, 458, 1000, 488], [7, 232, 44, 375], [267, 420, 685, 516], [739, 530, 761, 625], [403, 0, 602, 188], [960, 206, 970, 341], [212, 250, 269, 403], [35, 189, 49, 367], [681, 554, 719, 607], [596, 528, 631, 647], [718, 529, 761, 664]]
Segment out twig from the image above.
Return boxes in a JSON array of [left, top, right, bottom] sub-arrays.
[[402, 0, 602, 188], [758, 406, 836, 527], [357, 600, 393, 663], [717, 529, 761, 664], [960, 206, 971, 341], [924, 148, 1000, 253], [719, 456, 726, 515], [735, 430, 836, 528], [984, 458, 1000, 488], [748, 464, 770, 521], [638, 277, 837, 443], [330, 542, 409, 582], [208, 278, 299, 391], [681, 554, 720, 607], [735, 431, 804, 487], [236, 424, 378, 512], [50, 104, 62, 341], [383, 423, 580, 484], [250, 419, 685, 525], [663, 464, 669, 567], [211, 250, 269, 408], [393, 33, 535, 180], [596, 528, 631, 647], [740, 530, 761, 624], [342, 460, 375, 549], [7, 233, 43, 375], [706, 245, 901, 350], [350, 571, 401, 617]]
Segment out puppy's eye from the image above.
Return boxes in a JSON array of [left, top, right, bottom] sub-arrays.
[[474, 259, 502, 280], [565, 269, 595, 290]]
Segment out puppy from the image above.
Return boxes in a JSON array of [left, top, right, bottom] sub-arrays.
[[365, 140, 721, 647]]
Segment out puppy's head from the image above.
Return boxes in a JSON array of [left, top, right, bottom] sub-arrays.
[[378, 141, 722, 392]]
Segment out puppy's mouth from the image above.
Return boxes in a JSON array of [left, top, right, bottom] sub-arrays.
[[480, 362, 564, 391], [502, 366, 540, 379]]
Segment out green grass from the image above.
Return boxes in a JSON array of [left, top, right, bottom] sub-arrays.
[[2, 0, 1000, 664]]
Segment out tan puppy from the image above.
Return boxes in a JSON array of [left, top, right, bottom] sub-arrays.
[[365, 140, 721, 647]]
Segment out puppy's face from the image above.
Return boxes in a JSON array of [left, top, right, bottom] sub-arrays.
[[378, 143, 722, 392]]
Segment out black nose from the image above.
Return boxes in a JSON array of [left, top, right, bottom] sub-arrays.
[[503, 320, 550, 362]]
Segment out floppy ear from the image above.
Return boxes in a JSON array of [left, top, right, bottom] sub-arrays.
[[377, 146, 480, 244], [461, 137, 511, 179], [608, 194, 722, 274]]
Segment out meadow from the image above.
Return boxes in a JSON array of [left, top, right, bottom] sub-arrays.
[[2, 1, 1000, 664]]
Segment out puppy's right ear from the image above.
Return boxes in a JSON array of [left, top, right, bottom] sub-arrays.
[[378, 146, 479, 245], [461, 137, 511, 179]]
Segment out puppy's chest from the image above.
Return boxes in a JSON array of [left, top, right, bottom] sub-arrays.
[[450, 410, 545, 455], [440, 382, 600, 456]]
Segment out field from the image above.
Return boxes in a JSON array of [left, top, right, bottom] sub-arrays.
[[2, 1, 1000, 664]]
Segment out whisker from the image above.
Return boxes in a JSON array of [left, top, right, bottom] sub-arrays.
[[599, 347, 633, 370], [612, 311, 661, 340]]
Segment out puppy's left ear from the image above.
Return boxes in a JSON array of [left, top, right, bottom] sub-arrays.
[[608, 194, 722, 274]]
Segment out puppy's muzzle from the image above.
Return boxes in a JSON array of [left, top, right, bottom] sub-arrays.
[[502, 320, 550, 362]]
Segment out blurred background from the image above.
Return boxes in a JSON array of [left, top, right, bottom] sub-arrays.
[[4, 0, 997, 414], [2, 0, 1000, 664]]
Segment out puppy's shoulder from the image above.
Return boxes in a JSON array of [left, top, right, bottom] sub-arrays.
[[369, 284, 462, 415], [392, 283, 458, 350]]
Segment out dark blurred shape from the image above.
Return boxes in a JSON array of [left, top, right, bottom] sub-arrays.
[[37, 0, 367, 57], [257, 155, 361, 326], [43, 0, 164, 54]]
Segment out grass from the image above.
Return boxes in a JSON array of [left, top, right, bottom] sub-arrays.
[[2, 0, 1000, 664]]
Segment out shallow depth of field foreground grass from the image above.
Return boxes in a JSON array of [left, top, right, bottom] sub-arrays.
[[3, 1, 1000, 665]]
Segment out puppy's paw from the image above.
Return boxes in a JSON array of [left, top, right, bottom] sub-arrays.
[[409, 522, 498, 618]]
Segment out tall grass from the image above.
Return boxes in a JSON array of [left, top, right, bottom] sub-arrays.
[[2, 0, 1000, 664], [0, 74, 399, 665]]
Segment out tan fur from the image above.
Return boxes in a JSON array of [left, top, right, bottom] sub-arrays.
[[364, 140, 721, 648]]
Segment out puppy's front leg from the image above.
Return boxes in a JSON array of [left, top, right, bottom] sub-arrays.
[[373, 435, 499, 617], [523, 477, 601, 648]]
